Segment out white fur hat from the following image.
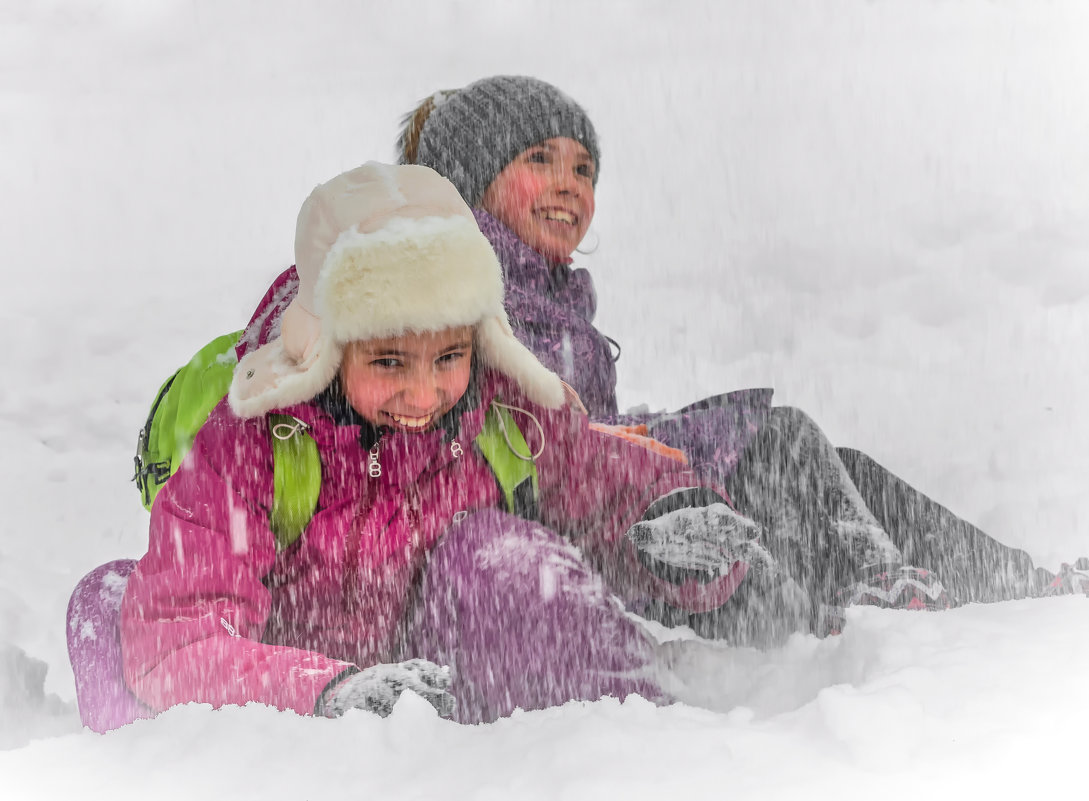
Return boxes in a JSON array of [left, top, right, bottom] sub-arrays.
[[229, 162, 566, 418]]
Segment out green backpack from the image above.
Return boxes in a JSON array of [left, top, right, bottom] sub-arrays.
[[134, 332, 539, 549], [134, 332, 242, 509]]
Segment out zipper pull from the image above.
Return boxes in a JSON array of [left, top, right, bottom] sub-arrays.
[[368, 442, 382, 478]]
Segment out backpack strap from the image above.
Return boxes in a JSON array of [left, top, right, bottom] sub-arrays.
[[475, 404, 540, 521], [268, 415, 322, 552]]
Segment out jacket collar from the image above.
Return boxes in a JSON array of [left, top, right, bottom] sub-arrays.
[[473, 209, 572, 275], [473, 209, 597, 319]]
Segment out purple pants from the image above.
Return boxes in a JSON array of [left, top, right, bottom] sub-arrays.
[[65, 559, 152, 733], [403, 510, 666, 724], [66, 512, 665, 730]]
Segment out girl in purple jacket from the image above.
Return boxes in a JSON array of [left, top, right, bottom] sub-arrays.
[[70, 162, 775, 732], [389, 76, 1052, 627], [233, 77, 1052, 646]]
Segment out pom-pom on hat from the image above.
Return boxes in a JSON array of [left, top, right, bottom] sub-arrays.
[[229, 162, 566, 418], [397, 75, 600, 208]]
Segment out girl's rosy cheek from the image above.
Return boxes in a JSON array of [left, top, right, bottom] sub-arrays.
[[503, 172, 548, 206], [342, 367, 378, 401]]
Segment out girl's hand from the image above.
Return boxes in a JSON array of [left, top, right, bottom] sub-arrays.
[[626, 502, 769, 586], [319, 659, 455, 719]]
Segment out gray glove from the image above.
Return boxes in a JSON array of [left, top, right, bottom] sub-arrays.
[[318, 659, 455, 719], [626, 496, 769, 585]]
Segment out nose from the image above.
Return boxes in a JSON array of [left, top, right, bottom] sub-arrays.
[[400, 369, 441, 412], [551, 162, 581, 196]]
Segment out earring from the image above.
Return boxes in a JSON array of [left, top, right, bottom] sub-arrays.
[[575, 228, 600, 255]]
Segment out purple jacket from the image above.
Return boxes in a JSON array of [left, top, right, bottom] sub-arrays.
[[121, 368, 740, 717], [473, 211, 620, 417]]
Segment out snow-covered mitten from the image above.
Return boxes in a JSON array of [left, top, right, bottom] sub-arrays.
[[317, 659, 455, 719], [625, 489, 766, 585]]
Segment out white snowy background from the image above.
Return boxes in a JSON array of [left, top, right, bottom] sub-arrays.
[[2, 0, 1087, 798]]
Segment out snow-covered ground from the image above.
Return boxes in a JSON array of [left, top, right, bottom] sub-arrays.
[[5, 599, 1088, 800], [2, 1, 1087, 797]]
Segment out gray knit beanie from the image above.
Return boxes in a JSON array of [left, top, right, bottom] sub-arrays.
[[397, 75, 600, 208]]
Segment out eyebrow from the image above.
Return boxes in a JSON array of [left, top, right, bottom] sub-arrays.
[[364, 340, 472, 357], [534, 142, 593, 162], [439, 340, 473, 353]]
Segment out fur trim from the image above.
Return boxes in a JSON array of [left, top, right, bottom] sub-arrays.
[[316, 215, 503, 342]]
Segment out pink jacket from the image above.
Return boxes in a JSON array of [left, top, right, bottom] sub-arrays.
[[121, 369, 739, 717]]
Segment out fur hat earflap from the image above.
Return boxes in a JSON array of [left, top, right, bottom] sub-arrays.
[[229, 162, 566, 418]]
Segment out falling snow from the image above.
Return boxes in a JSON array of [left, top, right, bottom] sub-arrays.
[[2, 1, 1088, 798]]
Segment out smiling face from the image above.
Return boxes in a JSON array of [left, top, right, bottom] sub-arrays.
[[480, 137, 596, 263], [339, 326, 474, 432]]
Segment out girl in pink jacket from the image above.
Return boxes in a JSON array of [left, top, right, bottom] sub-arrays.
[[75, 162, 769, 729]]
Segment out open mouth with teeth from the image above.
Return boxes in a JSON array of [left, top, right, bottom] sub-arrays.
[[386, 412, 434, 430], [539, 208, 578, 226]]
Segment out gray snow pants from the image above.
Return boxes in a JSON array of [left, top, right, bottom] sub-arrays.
[[685, 407, 1045, 644]]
